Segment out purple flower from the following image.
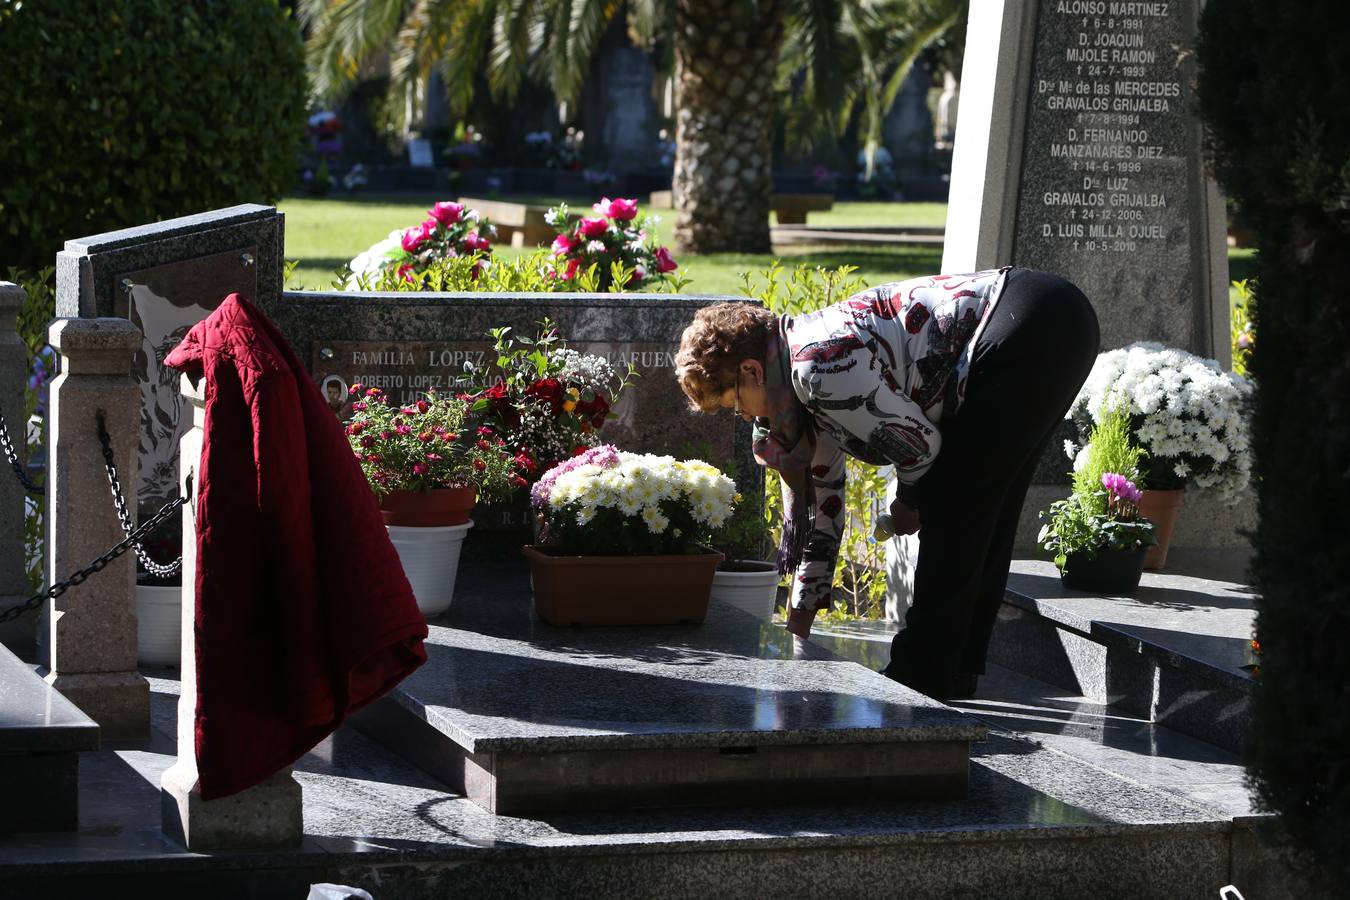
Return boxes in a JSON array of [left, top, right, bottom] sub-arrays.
[[1101, 472, 1142, 504], [530, 443, 620, 508]]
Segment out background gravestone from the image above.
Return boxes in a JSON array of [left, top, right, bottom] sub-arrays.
[[939, 0, 1245, 550], [57, 206, 758, 547], [56, 205, 285, 530], [274, 290, 762, 532]]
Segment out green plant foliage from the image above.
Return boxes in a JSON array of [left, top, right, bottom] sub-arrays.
[[1230, 278, 1255, 379], [740, 262, 888, 618], [1070, 402, 1146, 511], [0, 1, 306, 272], [1198, 1, 1350, 880], [1038, 405, 1153, 571], [4, 267, 56, 593]]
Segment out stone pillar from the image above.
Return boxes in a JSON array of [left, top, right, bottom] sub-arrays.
[[0, 284, 33, 653], [161, 373, 302, 850], [43, 318, 149, 739]]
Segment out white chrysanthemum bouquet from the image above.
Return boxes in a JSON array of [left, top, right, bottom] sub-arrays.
[[1065, 342, 1254, 502], [530, 446, 738, 555]]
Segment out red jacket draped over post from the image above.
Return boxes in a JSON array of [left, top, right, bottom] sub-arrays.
[[165, 293, 427, 800]]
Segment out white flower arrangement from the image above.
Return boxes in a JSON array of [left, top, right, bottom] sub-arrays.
[[1065, 342, 1254, 502], [531, 446, 738, 555]]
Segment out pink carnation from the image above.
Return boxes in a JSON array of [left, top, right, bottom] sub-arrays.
[[552, 233, 577, 258], [428, 201, 464, 226], [654, 246, 678, 274], [401, 222, 434, 252], [578, 216, 609, 239], [608, 197, 640, 221]]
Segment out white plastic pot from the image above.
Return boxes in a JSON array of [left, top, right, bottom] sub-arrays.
[[135, 583, 182, 666], [386, 521, 473, 617], [709, 562, 781, 621]]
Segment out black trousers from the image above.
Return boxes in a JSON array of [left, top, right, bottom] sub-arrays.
[[888, 268, 1100, 695]]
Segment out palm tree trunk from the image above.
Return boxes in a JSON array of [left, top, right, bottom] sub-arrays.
[[673, 0, 784, 255]]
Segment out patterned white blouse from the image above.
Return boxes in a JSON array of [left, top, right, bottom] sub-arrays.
[[782, 268, 1011, 610]]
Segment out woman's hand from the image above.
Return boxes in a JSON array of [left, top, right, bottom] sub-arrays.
[[786, 605, 816, 638], [888, 498, 921, 536]]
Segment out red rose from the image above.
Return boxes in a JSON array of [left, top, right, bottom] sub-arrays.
[[526, 377, 564, 411]]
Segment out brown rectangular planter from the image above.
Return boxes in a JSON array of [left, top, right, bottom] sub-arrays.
[[522, 545, 724, 625]]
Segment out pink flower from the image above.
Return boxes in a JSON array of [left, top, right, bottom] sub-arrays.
[[477, 426, 494, 437], [351, 402, 367, 412], [349, 382, 364, 396], [654, 246, 678, 273], [397, 263, 416, 284], [428, 201, 464, 226], [463, 231, 491, 253], [562, 257, 581, 281], [425, 453, 443, 461], [359, 435, 375, 449], [396, 424, 413, 435], [604, 197, 640, 221], [1101, 472, 1142, 504], [412, 463, 429, 476], [417, 431, 434, 443], [401, 222, 433, 252], [626, 266, 646, 287], [473, 459, 487, 472], [578, 216, 609, 239], [552, 233, 577, 258], [366, 387, 383, 397], [416, 399, 429, 414]]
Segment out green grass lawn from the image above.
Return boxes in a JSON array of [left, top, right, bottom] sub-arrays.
[[279, 192, 1252, 306], [279, 193, 947, 294]]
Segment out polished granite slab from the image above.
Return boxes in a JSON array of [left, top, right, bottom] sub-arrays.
[[359, 562, 986, 813], [1003, 550, 1257, 689], [1, 642, 100, 833], [390, 562, 984, 753], [0, 674, 1245, 900], [0, 643, 100, 754]]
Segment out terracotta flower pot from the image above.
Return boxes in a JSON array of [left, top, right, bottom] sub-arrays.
[[1061, 545, 1148, 594], [1137, 488, 1185, 569], [379, 486, 477, 526], [522, 545, 724, 626]]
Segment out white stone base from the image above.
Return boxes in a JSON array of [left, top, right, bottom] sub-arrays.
[[161, 761, 303, 851], [43, 669, 149, 741]]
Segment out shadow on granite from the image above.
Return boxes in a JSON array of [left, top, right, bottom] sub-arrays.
[[1012, 570, 1258, 614]]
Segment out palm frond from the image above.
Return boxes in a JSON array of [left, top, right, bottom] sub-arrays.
[[303, 0, 408, 102]]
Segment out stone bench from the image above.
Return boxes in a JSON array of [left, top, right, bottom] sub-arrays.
[[354, 561, 985, 815], [648, 191, 836, 225], [0, 642, 100, 832], [457, 197, 555, 249]]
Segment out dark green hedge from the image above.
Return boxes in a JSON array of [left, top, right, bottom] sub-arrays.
[[0, 0, 306, 272], [1198, 0, 1350, 887]]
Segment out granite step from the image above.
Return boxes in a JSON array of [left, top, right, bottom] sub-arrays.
[[352, 563, 987, 815], [0, 668, 1266, 900], [0, 642, 100, 833], [990, 550, 1256, 754]]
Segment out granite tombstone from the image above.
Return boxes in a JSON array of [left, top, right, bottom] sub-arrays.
[[935, 0, 1236, 550]]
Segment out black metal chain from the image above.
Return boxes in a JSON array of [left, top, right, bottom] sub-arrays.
[[0, 482, 188, 624], [96, 411, 183, 579], [0, 396, 43, 495]]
